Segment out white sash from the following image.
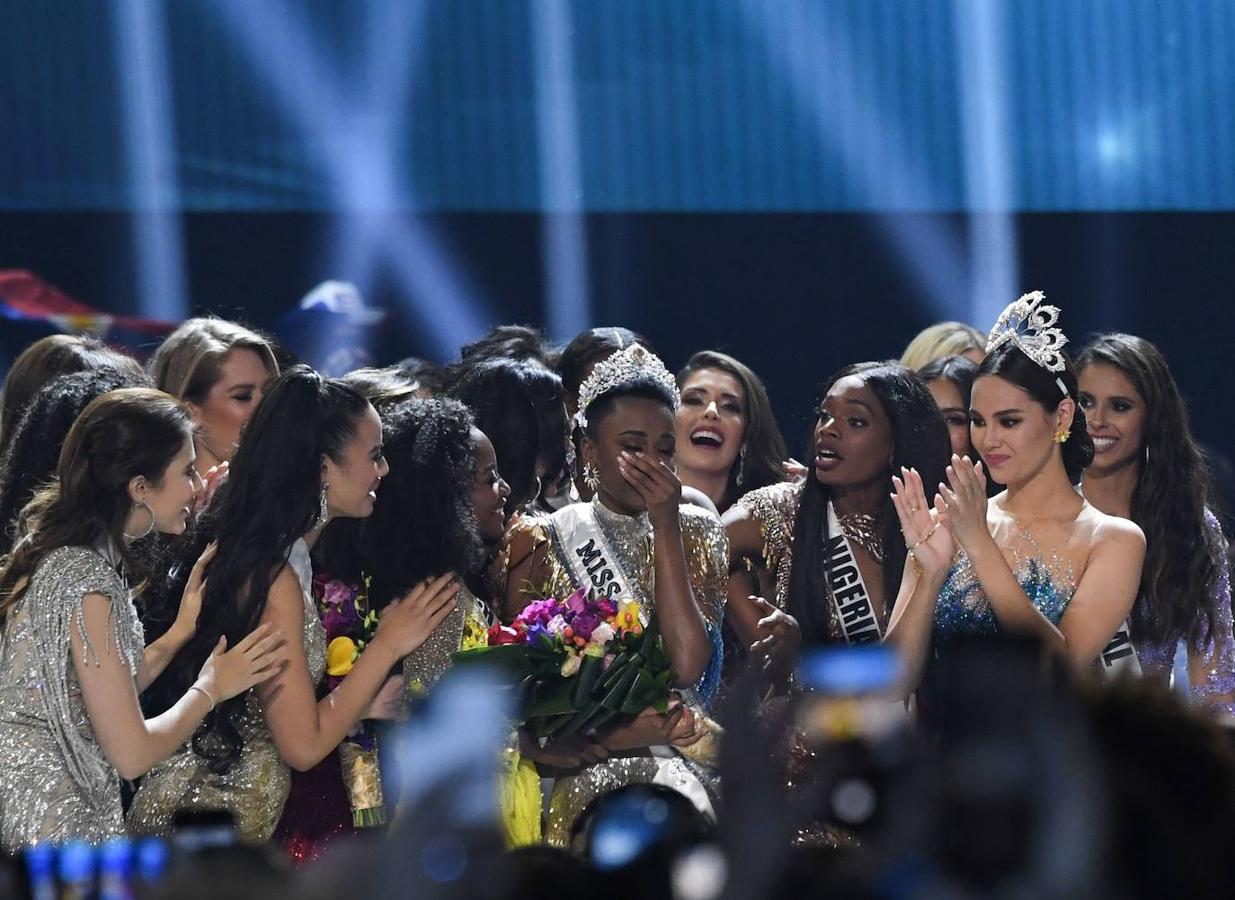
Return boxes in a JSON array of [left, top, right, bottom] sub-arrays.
[[547, 502, 651, 622], [1099, 620, 1142, 677], [825, 503, 884, 646]]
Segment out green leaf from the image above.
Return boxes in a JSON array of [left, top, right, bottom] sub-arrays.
[[570, 654, 604, 707]]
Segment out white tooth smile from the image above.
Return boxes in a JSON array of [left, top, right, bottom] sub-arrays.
[[691, 428, 724, 446]]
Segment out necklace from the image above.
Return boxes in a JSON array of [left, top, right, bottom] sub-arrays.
[[837, 512, 884, 563]]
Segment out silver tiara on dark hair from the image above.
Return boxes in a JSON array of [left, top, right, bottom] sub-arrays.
[[575, 344, 679, 429], [986, 290, 1070, 395]]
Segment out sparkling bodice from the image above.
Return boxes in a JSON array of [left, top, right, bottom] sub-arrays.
[[128, 538, 326, 843], [506, 499, 728, 847], [933, 525, 1076, 641], [0, 545, 144, 851]]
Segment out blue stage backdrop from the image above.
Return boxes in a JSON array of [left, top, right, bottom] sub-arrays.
[[1, 1, 1233, 491]]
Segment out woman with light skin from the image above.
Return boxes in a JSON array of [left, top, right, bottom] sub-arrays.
[[0, 389, 285, 850], [128, 368, 458, 843], [675, 351, 789, 515], [886, 294, 1146, 694], [1077, 333, 1235, 716], [150, 318, 279, 476], [916, 355, 979, 460]]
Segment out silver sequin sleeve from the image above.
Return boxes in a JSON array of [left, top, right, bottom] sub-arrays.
[[0, 545, 144, 851]]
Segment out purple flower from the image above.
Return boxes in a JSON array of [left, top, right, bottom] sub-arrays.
[[571, 612, 602, 642], [565, 588, 589, 616], [514, 598, 560, 630], [525, 621, 555, 646]]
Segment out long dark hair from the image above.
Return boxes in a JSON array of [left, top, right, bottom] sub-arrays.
[[0, 388, 192, 620], [176, 366, 370, 770], [1076, 334, 1225, 646], [677, 350, 788, 509], [786, 362, 950, 644], [916, 354, 979, 409], [0, 367, 152, 556], [448, 358, 566, 513], [0, 334, 144, 460], [353, 399, 489, 607], [977, 345, 1094, 484]]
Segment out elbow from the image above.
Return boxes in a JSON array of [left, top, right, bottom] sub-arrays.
[[673, 651, 711, 687], [115, 755, 153, 782], [281, 744, 327, 773]]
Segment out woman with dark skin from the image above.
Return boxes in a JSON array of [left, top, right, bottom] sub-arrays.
[[502, 345, 725, 846], [723, 363, 950, 680]]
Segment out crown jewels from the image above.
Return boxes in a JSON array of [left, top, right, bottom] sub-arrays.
[[986, 290, 1069, 373], [575, 344, 679, 429]]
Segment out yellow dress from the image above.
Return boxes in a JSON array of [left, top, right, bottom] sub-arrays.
[[506, 498, 728, 847], [127, 539, 327, 843]]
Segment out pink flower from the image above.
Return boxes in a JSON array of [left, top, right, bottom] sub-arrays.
[[514, 598, 560, 630]]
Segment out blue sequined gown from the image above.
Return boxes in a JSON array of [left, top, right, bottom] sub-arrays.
[[932, 526, 1076, 643]]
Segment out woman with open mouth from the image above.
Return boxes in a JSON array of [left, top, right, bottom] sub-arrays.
[[1077, 333, 1234, 718], [723, 362, 950, 683], [674, 350, 790, 516]]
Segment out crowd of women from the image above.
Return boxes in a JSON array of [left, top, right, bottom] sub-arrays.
[[0, 290, 1229, 865]]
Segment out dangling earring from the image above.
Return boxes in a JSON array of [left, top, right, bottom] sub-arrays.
[[1143, 444, 1151, 465], [583, 462, 600, 493], [735, 444, 748, 487], [123, 500, 156, 541], [315, 482, 330, 529], [1053, 427, 1070, 444]]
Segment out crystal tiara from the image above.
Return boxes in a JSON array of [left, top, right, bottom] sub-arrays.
[[986, 290, 1070, 377], [575, 344, 680, 429]]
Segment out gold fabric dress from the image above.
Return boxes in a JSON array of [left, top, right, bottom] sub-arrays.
[[403, 585, 490, 699], [127, 539, 327, 843], [0, 544, 145, 851], [507, 498, 728, 847]]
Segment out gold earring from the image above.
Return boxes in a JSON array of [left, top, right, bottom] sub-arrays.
[[1053, 428, 1070, 444]]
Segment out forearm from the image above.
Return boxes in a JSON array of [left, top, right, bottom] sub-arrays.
[[137, 626, 189, 692], [652, 521, 710, 685], [270, 642, 399, 771], [884, 563, 947, 698], [966, 538, 1065, 648], [110, 689, 213, 780]]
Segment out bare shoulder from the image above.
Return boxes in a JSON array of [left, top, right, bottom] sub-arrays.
[[264, 564, 307, 617], [1082, 503, 1146, 554]]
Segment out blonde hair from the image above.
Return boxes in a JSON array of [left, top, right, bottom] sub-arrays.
[[149, 318, 278, 404], [899, 321, 986, 371]]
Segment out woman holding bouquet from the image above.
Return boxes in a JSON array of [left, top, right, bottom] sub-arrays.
[[503, 344, 728, 847], [127, 368, 459, 843], [273, 396, 512, 860]]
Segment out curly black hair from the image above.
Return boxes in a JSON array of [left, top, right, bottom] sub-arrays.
[[0, 366, 151, 555], [355, 398, 490, 607]]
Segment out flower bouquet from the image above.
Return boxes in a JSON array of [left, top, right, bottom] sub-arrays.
[[315, 574, 387, 827], [454, 588, 674, 740]]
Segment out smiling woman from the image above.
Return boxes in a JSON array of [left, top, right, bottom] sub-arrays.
[[675, 350, 788, 514], [149, 318, 279, 474]]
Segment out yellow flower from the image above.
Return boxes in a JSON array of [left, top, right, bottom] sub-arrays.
[[461, 613, 489, 651], [615, 599, 644, 636], [326, 636, 358, 676]]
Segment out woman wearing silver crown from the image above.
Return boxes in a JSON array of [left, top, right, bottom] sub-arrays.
[[886, 292, 1147, 691], [502, 344, 727, 847]]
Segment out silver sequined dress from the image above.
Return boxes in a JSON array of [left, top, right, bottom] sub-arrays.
[[127, 539, 327, 843], [0, 544, 144, 851]]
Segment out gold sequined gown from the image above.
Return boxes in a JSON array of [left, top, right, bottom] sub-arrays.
[[127, 539, 327, 843], [403, 585, 491, 699], [0, 544, 145, 851], [507, 498, 728, 847]]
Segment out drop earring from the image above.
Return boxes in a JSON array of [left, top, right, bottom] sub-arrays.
[[315, 482, 330, 528]]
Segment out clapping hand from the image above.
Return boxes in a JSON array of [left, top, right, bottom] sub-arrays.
[[890, 466, 955, 574]]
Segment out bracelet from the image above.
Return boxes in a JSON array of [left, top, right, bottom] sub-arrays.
[[908, 522, 939, 560], [189, 684, 216, 711]]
